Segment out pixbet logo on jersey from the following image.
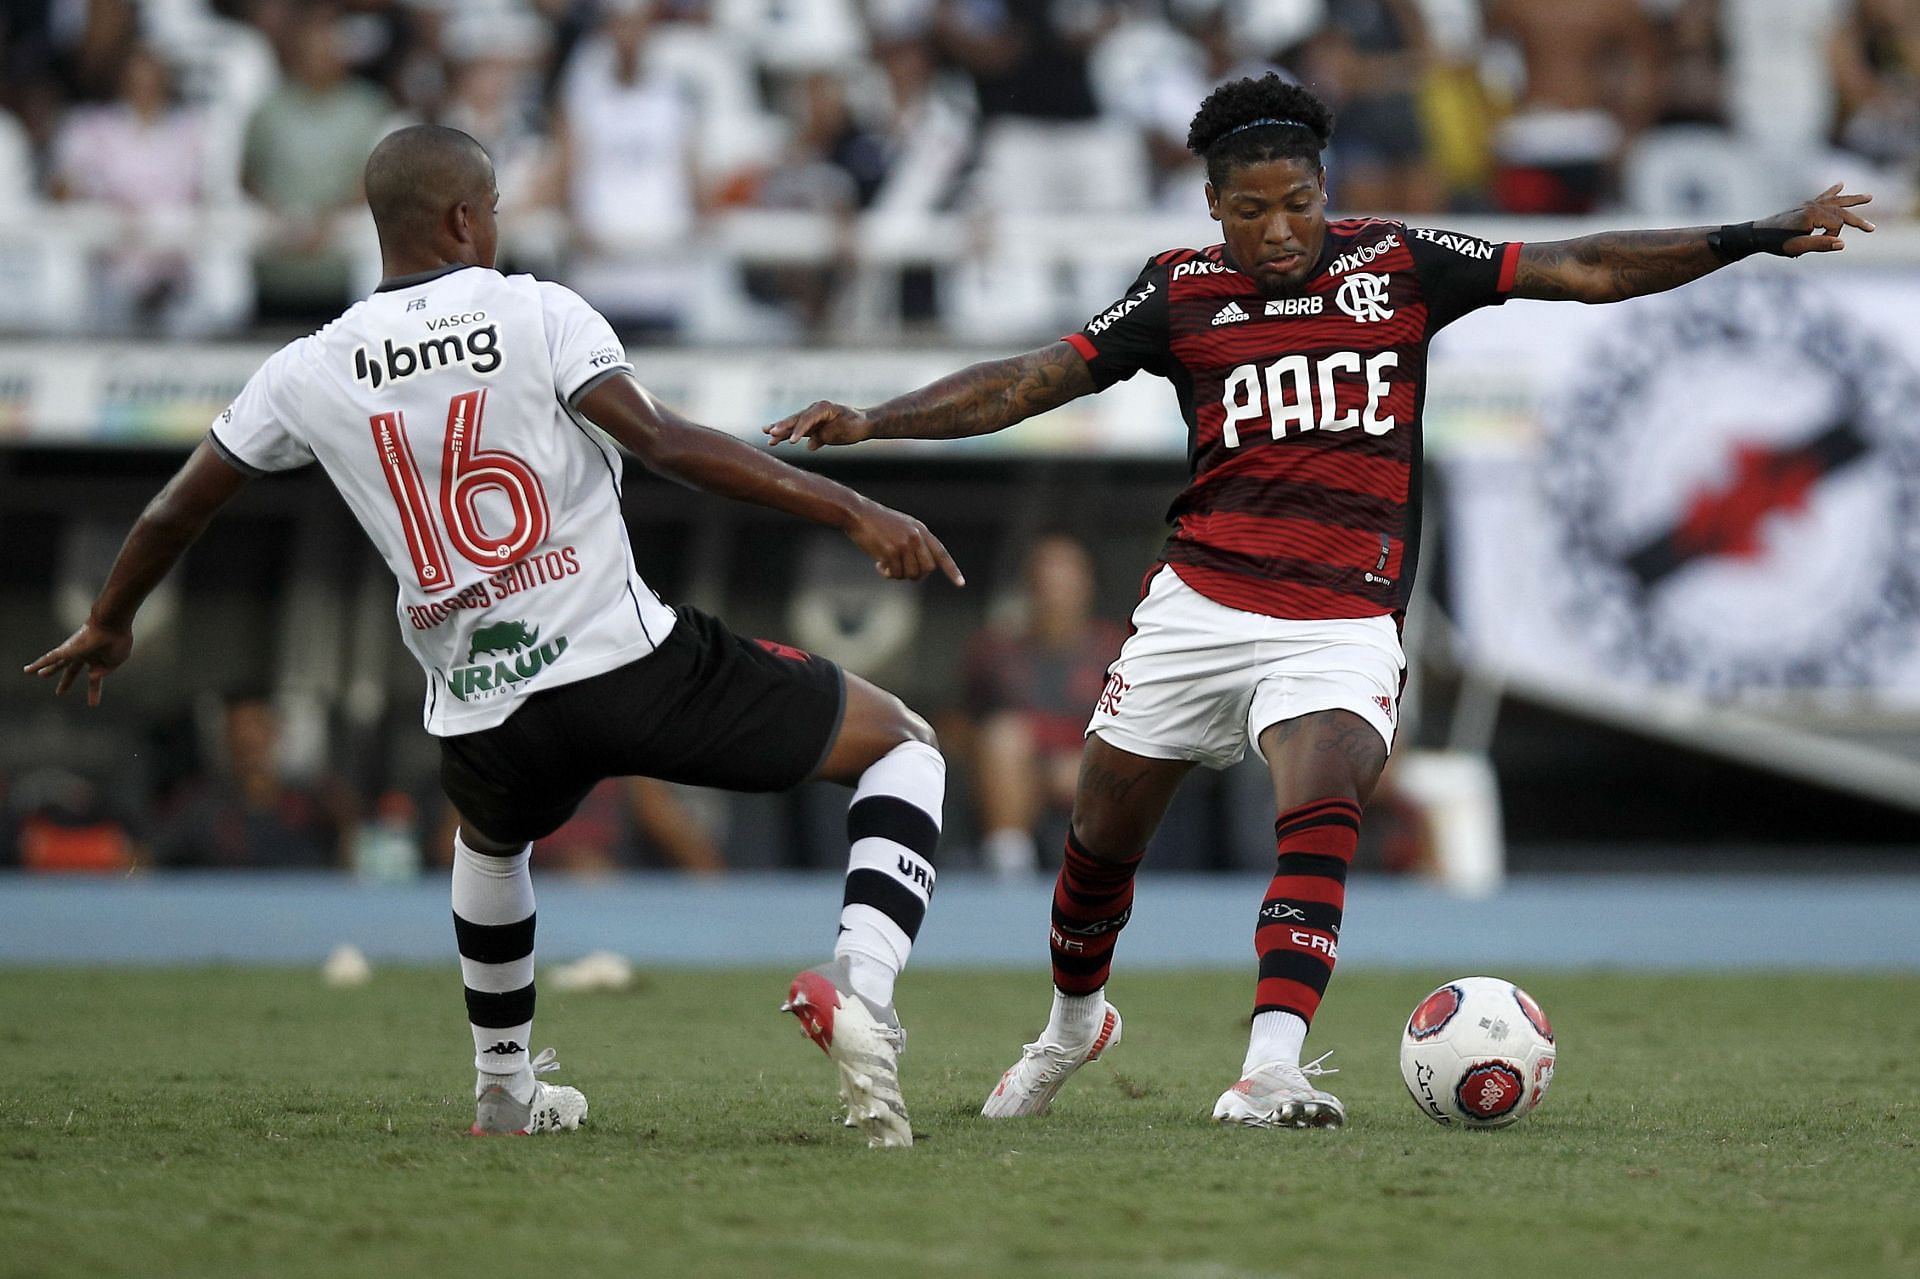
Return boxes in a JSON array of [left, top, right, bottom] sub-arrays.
[[1326, 233, 1400, 276], [354, 323, 503, 389]]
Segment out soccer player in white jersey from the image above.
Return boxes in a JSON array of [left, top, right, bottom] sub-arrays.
[[26, 125, 961, 1148]]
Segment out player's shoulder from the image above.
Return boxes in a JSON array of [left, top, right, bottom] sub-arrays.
[[1399, 224, 1506, 261], [1153, 244, 1252, 285], [255, 318, 338, 390], [516, 273, 600, 316]]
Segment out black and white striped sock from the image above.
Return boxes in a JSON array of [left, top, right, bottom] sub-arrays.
[[451, 831, 536, 1089], [835, 740, 944, 1008]]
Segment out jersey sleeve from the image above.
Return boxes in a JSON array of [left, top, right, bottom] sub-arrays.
[[1404, 226, 1523, 334], [208, 340, 315, 475], [1062, 258, 1171, 390], [538, 280, 634, 405]]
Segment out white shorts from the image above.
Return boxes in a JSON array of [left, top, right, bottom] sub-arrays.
[[1086, 567, 1405, 770]]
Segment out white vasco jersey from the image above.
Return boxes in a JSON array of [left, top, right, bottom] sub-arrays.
[[210, 265, 678, 735]]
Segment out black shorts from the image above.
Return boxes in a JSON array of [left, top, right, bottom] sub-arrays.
[[439, 605, 846, 845]]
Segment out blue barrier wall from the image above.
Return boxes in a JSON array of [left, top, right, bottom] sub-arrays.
[[4, 872, 1917, 970]]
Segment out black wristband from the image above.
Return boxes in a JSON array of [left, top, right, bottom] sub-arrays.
[[1707, 221, 1799, 263]]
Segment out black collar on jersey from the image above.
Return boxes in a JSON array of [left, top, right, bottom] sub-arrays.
[[374, 262, 475, 293]]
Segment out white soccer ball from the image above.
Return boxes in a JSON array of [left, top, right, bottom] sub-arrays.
[[1399, 976, 1556, 1128]]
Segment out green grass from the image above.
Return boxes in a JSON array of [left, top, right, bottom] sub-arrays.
[[4, 967, 1917, 1279]]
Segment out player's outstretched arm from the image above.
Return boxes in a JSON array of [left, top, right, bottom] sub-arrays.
[[24, 441, 253, 705], [576, 372, 964, 586], [764, 340, 1096, 450], [1511, 185, 1874, 304]]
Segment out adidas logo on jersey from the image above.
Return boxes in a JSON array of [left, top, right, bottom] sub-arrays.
[[353, 324, 503, 390], [1211, 302, 1250, 326]]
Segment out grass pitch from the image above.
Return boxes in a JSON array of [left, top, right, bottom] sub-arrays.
[[4, 966, 1916, 1279]]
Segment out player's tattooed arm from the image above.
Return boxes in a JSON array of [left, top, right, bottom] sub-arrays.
[[26, 440, 252, 705], [1512, 185, 1874, 304], [764, 341, 1096, 449]]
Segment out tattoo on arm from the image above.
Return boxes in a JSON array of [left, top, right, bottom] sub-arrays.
[[870, 342, 1096, 441], [1513, 229, 1722, 304]]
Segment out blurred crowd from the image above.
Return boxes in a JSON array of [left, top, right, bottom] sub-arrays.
[[0, 530, 1435, 879], [0, 0, 1914, 337]]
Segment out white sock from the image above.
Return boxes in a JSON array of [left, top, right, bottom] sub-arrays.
[[982, 828, 1038, 878], [452, 832, 537, 1089], [1044, 985, 1106, 1045], [1244, 1010, 1309, 1074], [834, 740, 945, 1009]]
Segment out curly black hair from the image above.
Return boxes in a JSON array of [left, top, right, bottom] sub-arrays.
[[1186, 74, 1333, 187]]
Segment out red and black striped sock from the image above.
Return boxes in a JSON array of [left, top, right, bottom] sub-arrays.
[[1050, 831, 1144, 997], [1253, 798, 1360, 1023]]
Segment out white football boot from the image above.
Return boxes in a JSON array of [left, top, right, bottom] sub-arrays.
[[1211, 1051, 1344, 1129], [471, 1047, 589, 1135], [782, 958, 912, 1149], [980, 1001, 1123, 1118]]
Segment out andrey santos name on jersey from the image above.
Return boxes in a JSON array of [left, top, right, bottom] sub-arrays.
[[403, 545, 582, 630], [353, 317, 503, 389]]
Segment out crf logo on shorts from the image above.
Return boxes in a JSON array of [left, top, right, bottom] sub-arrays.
[[1097, 672, 1129, 714]]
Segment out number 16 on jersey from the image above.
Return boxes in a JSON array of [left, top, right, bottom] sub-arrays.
[[370, 388, 551, 592]]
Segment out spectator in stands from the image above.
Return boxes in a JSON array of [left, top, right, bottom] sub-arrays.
[[935, 0, 1145, 332], [153, 693, 354, 870], [962, 534, 1127, 877], [1484, 0, 1661, 213], [554, 0, 703, 333], [1830, 0, 1920, 184], [744, 69, 872, 331], [936, 0, 1142, 212], [438, 11, 559, 229], [5, 768, 137, 874], [1296, 0, 1442, 213], [48, 45, 207, 333], [242, 5, 393, 323]]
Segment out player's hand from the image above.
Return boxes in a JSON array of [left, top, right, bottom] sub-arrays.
[[845, 500, 965, 586], [765, 401, 875, 451], [1759, 185, 1875, 255], [24, 619, 133, 707]]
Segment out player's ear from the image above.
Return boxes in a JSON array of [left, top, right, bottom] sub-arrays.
[[450, 200, 472, 246], [1316, 164, 1327, 195], [1204, 181, 1221, 222]]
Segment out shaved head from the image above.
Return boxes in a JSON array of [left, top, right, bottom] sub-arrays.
[[364, 125, 496, 253]]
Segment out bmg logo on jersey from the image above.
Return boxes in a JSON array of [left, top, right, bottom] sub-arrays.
[[353, 323, 503, 389]]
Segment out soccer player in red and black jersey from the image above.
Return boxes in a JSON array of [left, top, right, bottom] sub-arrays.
[[769, 75, 1873, 1128]]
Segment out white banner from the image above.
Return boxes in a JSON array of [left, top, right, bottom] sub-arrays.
[[1438, 266, 1920, 707]]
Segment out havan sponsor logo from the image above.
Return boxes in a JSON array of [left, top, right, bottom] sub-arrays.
[[1086, 282, 1156, 335], [447, 618, 569, 701]]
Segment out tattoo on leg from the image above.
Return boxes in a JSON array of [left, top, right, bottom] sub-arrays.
[[1315, 720, 1386, 776], [1080, 761, 1141, 805]]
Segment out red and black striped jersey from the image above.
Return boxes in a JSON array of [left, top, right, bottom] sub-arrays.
[[1064, 218, 1520, 620]]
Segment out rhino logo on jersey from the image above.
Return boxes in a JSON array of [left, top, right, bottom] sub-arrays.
[[468, 620, 539, 663], [449, 619, 569, 702]]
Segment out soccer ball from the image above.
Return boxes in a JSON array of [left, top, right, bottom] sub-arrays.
[[1399, 976, 1556, 1128]]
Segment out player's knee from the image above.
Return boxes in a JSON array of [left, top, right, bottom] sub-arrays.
[[891, 700, 937, 752], [1066, 815, 1139, 865]]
